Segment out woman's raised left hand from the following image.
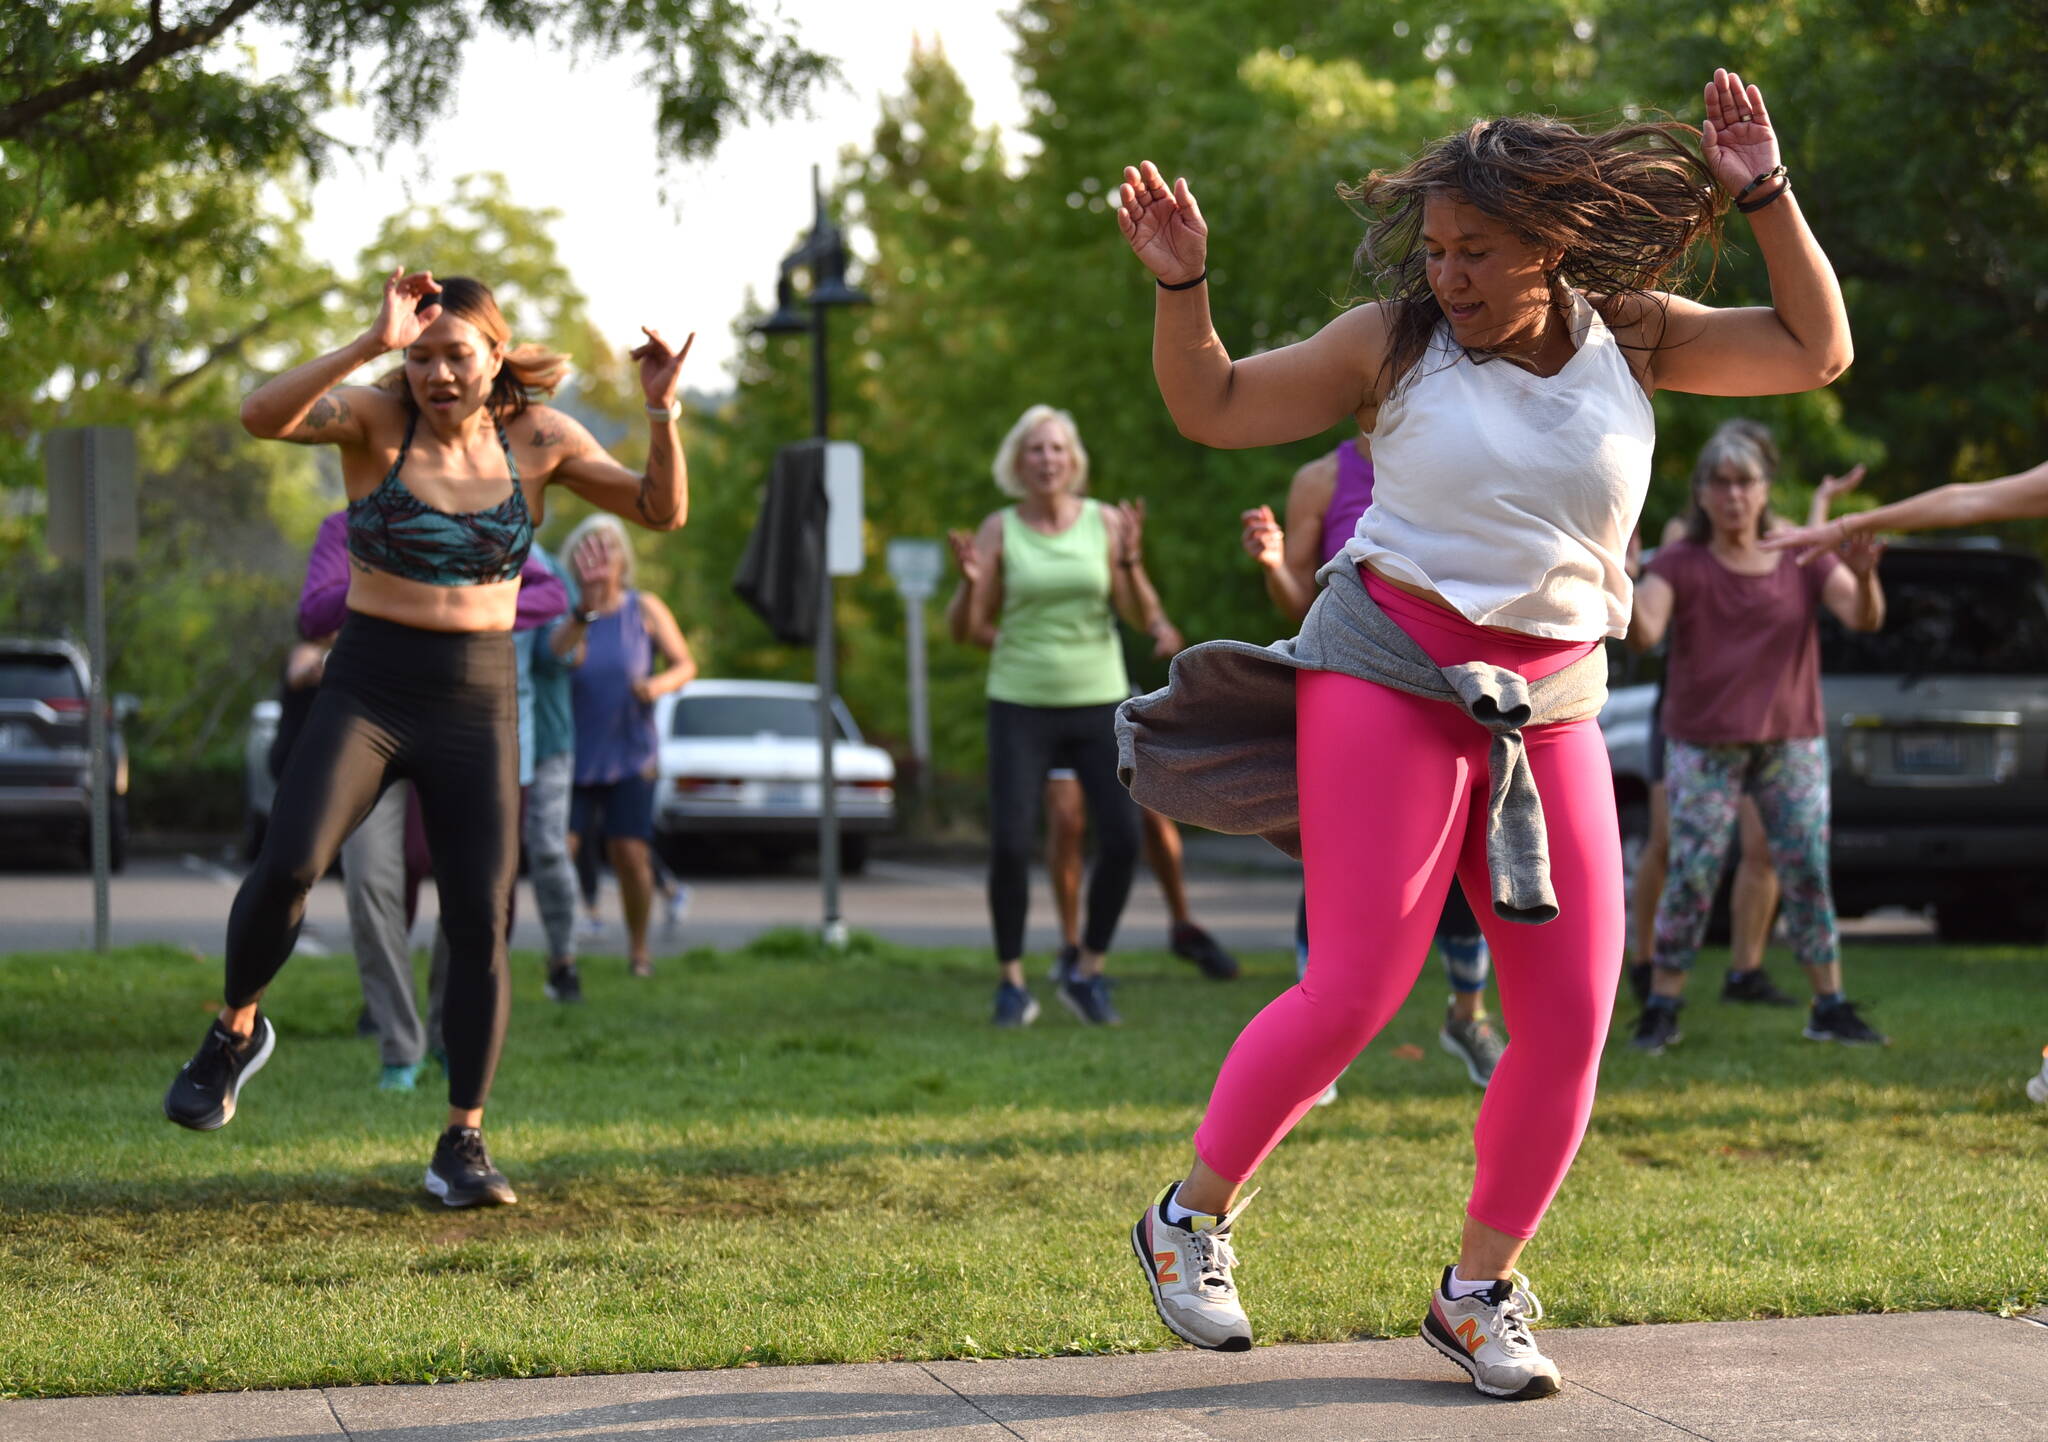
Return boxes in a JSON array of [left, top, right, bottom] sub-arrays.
[[629, 326, 697, 408], [1701, 68, 1782, 197]]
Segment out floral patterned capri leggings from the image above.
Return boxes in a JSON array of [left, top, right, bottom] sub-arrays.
[[1653, 736, 1838, 972]]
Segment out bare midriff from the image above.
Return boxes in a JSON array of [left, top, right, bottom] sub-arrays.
[[345, 567, 520, 633]]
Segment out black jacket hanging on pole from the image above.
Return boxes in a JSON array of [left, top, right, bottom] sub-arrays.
[[733, 440, 827, 646]]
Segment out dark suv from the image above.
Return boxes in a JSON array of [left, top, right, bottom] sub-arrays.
[[1602, 542, 2048, 942], [0, 639, 129, 869]]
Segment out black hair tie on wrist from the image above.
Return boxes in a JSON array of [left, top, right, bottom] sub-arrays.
[[1157, 270, 1208, 292], [1734, 164, 1788, 203], [1736, 182, 1791, 215]]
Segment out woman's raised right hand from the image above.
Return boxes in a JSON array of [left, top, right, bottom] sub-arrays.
[[1115, 161, 1207, 286], [367, 268, 443, 353], [946, 528, 985, 589]]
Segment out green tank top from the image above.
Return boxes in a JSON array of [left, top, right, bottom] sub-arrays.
[[987, 500, 1130, 707]]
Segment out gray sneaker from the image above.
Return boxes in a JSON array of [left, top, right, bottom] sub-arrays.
[[1130, 1181, 1256, 1351], [1439, 1008, 1506, 1088], [1422, 1268, 1561, 1400]]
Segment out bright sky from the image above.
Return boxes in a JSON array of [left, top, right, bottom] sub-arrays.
[[288, 2, 1028, 386]]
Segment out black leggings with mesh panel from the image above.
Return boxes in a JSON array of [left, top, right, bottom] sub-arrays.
[[225, 612, 518, 1110]]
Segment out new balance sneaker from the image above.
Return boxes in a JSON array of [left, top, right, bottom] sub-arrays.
[[1440, 1009, 1506, 1087], [543, 964, 584, 1003], [1059, 973, 1122, 1025], [163, 1013, 275, 1131], [1630, 1002, 1682, 1055], [1047, 944, 1080, 987], [2027, 1046, 2048, 1105], [1130, 1181, 1255, 1352], [424, 1126, 517, 1208], [1170, 922, 1240, 980], [1721, 967, 1798, 1006], [992, 982, 1041, 1029], [1804, 997, 1888, 1045], [1422, 1268, 1562, 1400]]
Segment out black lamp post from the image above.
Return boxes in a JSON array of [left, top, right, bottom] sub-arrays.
[[755, 165, 870, 946]]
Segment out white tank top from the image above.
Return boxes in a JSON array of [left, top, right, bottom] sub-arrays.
[[1343, 291, 1654, 640]]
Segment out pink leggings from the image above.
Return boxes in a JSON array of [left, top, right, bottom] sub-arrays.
[[1192, 578, 1623, 1240]]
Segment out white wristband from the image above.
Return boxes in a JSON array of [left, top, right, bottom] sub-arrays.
[[645, 400, 680, 421]]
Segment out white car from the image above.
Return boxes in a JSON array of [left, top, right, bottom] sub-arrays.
[[651, 679, 895, 873]]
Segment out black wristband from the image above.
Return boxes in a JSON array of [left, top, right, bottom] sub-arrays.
[[1156, 270, 1208, 292], [1736, 181, 1791, 215], [1734, 164, 1788, 203]]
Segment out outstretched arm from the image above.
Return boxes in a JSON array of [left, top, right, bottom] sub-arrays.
[[1114, 160, 1385, 448], [1766, 459, 2048, 560], [1640, 71, 1853, 398], [1627, 571, 1677, 653], [1806, 464, 1864, 529]]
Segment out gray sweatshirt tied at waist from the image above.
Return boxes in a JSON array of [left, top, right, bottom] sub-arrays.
[[1114, 553, 1609, 925]]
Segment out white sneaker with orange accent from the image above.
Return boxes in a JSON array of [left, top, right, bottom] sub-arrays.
[[1420, 1267, 1562, 1400], [2028, 1045, 2048, 1105], [1129, 1181, 1255, 1352]]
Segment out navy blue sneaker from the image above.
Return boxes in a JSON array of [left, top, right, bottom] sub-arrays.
[[992, 982, 1041, 1028], [1060, 973, 1123, 1026], [1804, 998, 1888, 1045], [1047, 944, 1080, 987]]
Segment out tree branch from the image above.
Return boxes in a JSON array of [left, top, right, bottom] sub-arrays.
[[158, 284, 341, 398], [0, 0, 268, 142]]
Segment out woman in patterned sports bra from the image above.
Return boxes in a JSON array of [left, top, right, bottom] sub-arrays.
[[164, 269, 696, 1209]]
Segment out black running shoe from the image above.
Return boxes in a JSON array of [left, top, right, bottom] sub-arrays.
[[1626, 961, 1653, 1006], [163, 1014, 275, 1131], [1630, 1004, 1682, 1055], [543, 964, 584, 1003], [1804, 998, 1889, 1046], [1721, 968, 1798, 1006], [425, 1126, 517, 1207], [1047, 944, 1080, 987], [1170, 922, 1240, 980], [1060, 973, 1123, 1025]]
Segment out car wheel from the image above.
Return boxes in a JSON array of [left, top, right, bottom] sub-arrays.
[[106, 797, 127, 874], [841, 834, 869, 875]]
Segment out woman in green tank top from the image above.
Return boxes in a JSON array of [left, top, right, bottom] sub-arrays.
[[950, 404, 1170, 1028]]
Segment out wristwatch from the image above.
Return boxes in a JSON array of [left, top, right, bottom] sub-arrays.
[[577, 608, 602, 625]]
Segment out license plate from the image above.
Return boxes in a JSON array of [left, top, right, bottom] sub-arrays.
[[1893, 732, 1964, 774], [765, 783, 808, 807]]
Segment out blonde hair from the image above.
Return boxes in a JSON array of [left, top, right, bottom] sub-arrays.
[[376, 275, 570, 421], [560, 511, 636, 589], [991, 404, 1090, 497]]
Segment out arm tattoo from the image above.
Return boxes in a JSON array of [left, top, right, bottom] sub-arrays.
[[529, 423, 562, 447], [348, 554, 374, 576], [290, 392, 351, 440], [635, 473, 679, 527]]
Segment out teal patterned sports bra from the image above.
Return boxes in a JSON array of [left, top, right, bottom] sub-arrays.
[[346, 412, 534, 586]]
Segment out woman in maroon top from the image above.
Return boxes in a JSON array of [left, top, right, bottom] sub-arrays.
[[1626, 420, 1886, 1052]]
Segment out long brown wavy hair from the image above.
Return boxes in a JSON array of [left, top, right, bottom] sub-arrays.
[[1343, 115, 1722, 395], [377, 275, 570, 421]]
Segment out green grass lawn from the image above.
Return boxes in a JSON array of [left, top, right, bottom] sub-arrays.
[[1, 931, 2042, 1398]]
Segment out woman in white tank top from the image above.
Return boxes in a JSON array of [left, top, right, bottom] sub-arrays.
[[1111, 70, 1854, 1399]]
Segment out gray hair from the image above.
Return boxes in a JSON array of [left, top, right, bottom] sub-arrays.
[[559, 511, 636, 588], [991, 404, 1090, 498], [1686, 419, 1778, 543]]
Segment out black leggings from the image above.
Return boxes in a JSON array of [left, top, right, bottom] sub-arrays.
[[226, 613, 518, 1110], [986, 699, 1140, 962]]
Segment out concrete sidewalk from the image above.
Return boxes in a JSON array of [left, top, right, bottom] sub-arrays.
[[4, 1311, 2043, 1442]]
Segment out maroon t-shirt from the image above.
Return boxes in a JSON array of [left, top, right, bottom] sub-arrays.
[[1647, 539, 1841, 745]]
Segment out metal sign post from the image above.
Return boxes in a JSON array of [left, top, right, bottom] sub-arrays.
[[886, 539, 943, 778], [46, 426, 138, 954]]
